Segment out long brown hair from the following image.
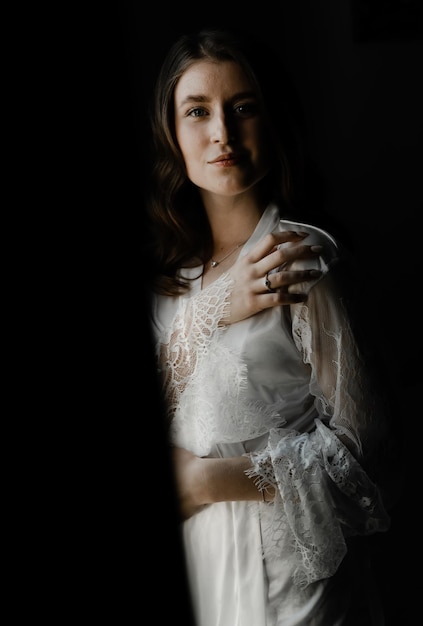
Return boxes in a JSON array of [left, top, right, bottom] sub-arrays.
[[145, 27, 303, 295]]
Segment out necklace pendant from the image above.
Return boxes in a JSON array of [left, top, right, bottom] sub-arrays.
[[210, 240, 247, 269]]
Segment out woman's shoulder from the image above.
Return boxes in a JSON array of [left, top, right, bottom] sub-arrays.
[[276, 219, 340, 285], [278, 218, 338, 253]]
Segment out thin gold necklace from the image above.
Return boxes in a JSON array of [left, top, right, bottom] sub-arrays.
[[210, 241, 247, 268]]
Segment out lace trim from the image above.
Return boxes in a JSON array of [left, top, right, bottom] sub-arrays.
[[156, 273, 282, 455], [245, 420, 390, 588], [156, 273, 232, 423]]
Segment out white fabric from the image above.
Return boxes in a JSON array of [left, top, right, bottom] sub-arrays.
[[151, 204, 390, 626]]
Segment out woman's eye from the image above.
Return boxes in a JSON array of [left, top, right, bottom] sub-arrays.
[[234, 102, 258, 117], [187, 107, 207, 118]]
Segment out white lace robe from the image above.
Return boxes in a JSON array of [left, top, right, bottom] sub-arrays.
[[150, 204, 390, 626]]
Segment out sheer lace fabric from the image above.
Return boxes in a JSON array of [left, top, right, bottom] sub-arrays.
[[246, 419, 388, 589], [151, 204, 390, 623], [158, 273, 284, 456]]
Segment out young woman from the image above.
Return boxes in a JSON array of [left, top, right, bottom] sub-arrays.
[[145, 27, 393, 626]]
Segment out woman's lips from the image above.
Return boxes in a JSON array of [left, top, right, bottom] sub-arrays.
[[209, 153, 242, 166]]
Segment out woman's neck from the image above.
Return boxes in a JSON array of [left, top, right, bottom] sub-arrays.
[[203, 197, 266, 250]]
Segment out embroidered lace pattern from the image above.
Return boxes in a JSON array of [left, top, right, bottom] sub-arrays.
[[156, 273, 282, 456], [155, 261, 391, 588], [246, 420, 389, 588], [245, 277, 390, 587]]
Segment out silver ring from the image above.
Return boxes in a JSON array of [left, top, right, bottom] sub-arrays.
[[264, 272, 275, 293]]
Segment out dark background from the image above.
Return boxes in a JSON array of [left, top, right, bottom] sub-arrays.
[[91, 2, 421, 624]]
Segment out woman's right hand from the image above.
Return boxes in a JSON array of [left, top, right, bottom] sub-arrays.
[[224, 230, 324, 324]]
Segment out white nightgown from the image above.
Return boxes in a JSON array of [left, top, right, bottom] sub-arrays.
[[150, 204, 390, 626]]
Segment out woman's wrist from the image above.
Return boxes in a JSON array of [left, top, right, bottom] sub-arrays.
[[203, 456, 262, 504]]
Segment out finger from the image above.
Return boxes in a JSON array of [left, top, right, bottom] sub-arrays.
[[257, 289, 308, 309], [261, 269, 310, 299], [254, 243, 323, 281], [248, 231, 308, 263], [277, 243, 323, 266], [268, 268, 322, 291]]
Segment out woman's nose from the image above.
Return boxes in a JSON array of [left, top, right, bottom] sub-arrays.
[[210, 112, 234, 144]]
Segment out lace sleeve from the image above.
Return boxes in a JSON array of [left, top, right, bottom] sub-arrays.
[[291, 272, 390, 463], [245, 272, 391, 588]]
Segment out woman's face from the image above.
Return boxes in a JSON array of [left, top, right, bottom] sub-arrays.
[[174, 59, 271, 200]]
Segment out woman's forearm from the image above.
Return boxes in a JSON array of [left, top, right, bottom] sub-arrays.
[[202, 456, 264, 503], [172, 447, 275, 520]]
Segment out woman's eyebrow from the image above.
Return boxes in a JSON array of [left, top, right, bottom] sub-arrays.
[[178, 91, 257, 107], [177, 94, 208, 107]]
